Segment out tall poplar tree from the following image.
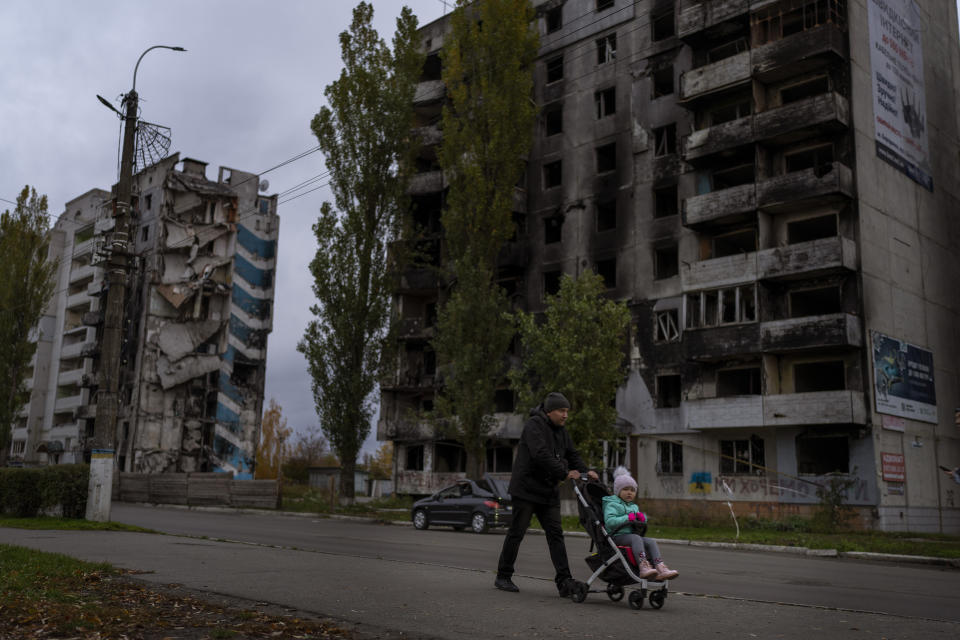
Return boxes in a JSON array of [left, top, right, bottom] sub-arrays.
[[432, 0, 539, 479], [509, 272, 630, 466], [298, 2, 423, 501], [0, 186, 58, 465]]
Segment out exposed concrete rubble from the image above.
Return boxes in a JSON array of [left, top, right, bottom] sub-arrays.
[[101, 154, 279, 478]]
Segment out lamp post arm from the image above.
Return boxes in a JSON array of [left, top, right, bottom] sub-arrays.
[[132, 45, 187, 94]]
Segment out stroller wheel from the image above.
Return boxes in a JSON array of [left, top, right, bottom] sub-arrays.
[[628, 590, 644, 609], [606, 584, 624, 601], [649, 589, 666, 609]]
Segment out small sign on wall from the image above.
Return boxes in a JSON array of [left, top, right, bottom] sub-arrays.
[[881, 452, 906, 482]]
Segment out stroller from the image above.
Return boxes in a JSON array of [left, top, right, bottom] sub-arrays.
[[570, 479, 669, 609]]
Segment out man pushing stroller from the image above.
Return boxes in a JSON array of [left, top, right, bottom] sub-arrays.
[[494, 392, 599, 595]]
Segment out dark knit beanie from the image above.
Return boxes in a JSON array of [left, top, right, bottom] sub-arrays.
[[543, 392, 571, 413]]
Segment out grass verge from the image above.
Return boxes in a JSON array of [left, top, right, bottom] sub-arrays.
[[0, 516, 155, 533], [0, 544, 356, 639]]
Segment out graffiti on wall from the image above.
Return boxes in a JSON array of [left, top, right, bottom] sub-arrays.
[[714, 475, 871, 503]]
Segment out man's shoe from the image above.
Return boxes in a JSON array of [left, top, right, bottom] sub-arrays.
[[494, 577, 519, 592], [557, 578, 580, 597]]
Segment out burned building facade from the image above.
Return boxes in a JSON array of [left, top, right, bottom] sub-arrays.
[[381, 0, 960, 531], [10, 154, 279, 479]]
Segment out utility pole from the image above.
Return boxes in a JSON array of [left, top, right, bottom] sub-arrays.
[[87, 46, 185, 521]]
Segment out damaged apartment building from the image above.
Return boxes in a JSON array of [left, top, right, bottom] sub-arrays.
[[10, 154, 279, 479], [379, 0, 960, 532]]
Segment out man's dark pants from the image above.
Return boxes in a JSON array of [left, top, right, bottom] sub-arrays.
[[496, 497, 572, 588]]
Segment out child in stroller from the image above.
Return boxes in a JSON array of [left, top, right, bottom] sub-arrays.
[[570, 470, 675, 609]]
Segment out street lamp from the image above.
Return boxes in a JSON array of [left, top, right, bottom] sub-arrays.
[[87, 45, 186, 522]]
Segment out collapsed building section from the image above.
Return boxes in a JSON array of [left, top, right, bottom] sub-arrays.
[[115, 156, 278, 478]]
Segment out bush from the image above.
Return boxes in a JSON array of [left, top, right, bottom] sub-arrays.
[[0, 465, 89, 518]]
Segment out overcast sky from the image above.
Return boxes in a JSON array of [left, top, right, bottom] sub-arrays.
[[0, 0, 451, 457]]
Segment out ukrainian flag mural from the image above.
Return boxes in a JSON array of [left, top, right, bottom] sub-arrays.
[[689, 471, 712, 495]]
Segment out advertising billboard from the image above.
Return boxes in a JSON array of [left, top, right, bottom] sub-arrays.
[[867, 0, 933, 191], [871, 331, 937, 423]]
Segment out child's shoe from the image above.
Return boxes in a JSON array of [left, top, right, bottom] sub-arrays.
[[638, 558, 658, 579], [654, 562, 679, 580]]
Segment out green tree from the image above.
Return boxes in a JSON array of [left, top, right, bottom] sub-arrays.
[[297, 2, 423, 502], [509, 272, 630, 466], [431, 0, 539, 480], [0, 187, 58, 466]]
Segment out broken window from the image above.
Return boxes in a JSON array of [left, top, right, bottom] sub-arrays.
[[486, 445, 514, 473], [423, 348, 436, 376], [654, 309, 681, 343], [544, 215, 563, 244], [797, 433, 849, 474], [712, 162, 755, 190], [707, 99, 751, 127], [435, 442, 467, 473], [717, 367, 762, 396], [653, 124, 677, 156], [597, 199, 617, 231], [708, 37, 748, 63], [544, 103, 563, 136], [596, 142, 617, 173], [596, 33, 617, 64], [652, 66, 673, 98], [258, 198, 271, 215], [595, 258, 616, 288], [752, 0, 847, 45], [712, 228, 757, 258], [654, 244, 678, 280], [785, 144, 834, 174], [657, 440, 683, 474], [145, 193, 153, 210], [595, 87, 616, 119], [141, 225, 150, 242], [653, 183, 678, 218], [596, 0, 614, 11], [543, 269, 562, 297], [546, 55, 564, 83], [780, 76, 829, 104], [787, 214, 837, 244], [686, 286, 757, 327], [794, 360, 845, 392], [543, 160, 562, 189], [652, 8, 675, 41], [720, 436, 765, 474], [545, 6, 562, 33], [494, 389, 515, 413], [790, 286, 841, 317], [656, 374, 682, 408], [405, 444, 425, 471]]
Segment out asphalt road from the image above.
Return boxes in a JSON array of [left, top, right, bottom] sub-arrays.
[[3, 504, 959, 639]]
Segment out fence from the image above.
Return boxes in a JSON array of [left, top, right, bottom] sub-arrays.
[[116, 472, 279, 509]]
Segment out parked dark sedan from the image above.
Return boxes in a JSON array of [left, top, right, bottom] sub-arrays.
[[411, 475, 512, 534]]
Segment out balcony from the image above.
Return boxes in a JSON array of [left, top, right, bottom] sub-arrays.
[[396, 316, 434, 341], [65, 291, 90, 310], [754, 93, 849, 145], [69, 263, 95, 284], [408, 170, 445, 196], [680, 24, 847, 103], [59, 340, 87, 360], [54, 393, 83, 414], [679, 50, 750, 103], [761, 313, 862, 353], [682, 251, 758, 291], [396, 266, 439, 294], [683, 116, 754, 164], [752, 24, 847, 84], [682, 183, 756, 229], [497, 240, 529, 270], [380, 369, 436, 392], [57, 368, 84, 387], [72, 238, 95, 257], [757, 161, 853, 213], [763, 390, 866, 426], [684, 389, 867, 429], [378, 418, 437, 440], [683, 323, 761, 361], [758, 236, 857, 280], [413, 80, 445, 106], [677, 0, 749, 41], [683, 93, 848, 164], [413, 123, 442, 147]]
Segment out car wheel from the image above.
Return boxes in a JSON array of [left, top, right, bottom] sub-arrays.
[[471, 512, 489, 534], [412, 509, 429, 530]]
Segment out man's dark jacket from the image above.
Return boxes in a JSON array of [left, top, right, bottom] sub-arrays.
[[508, 405, 588, 505]]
